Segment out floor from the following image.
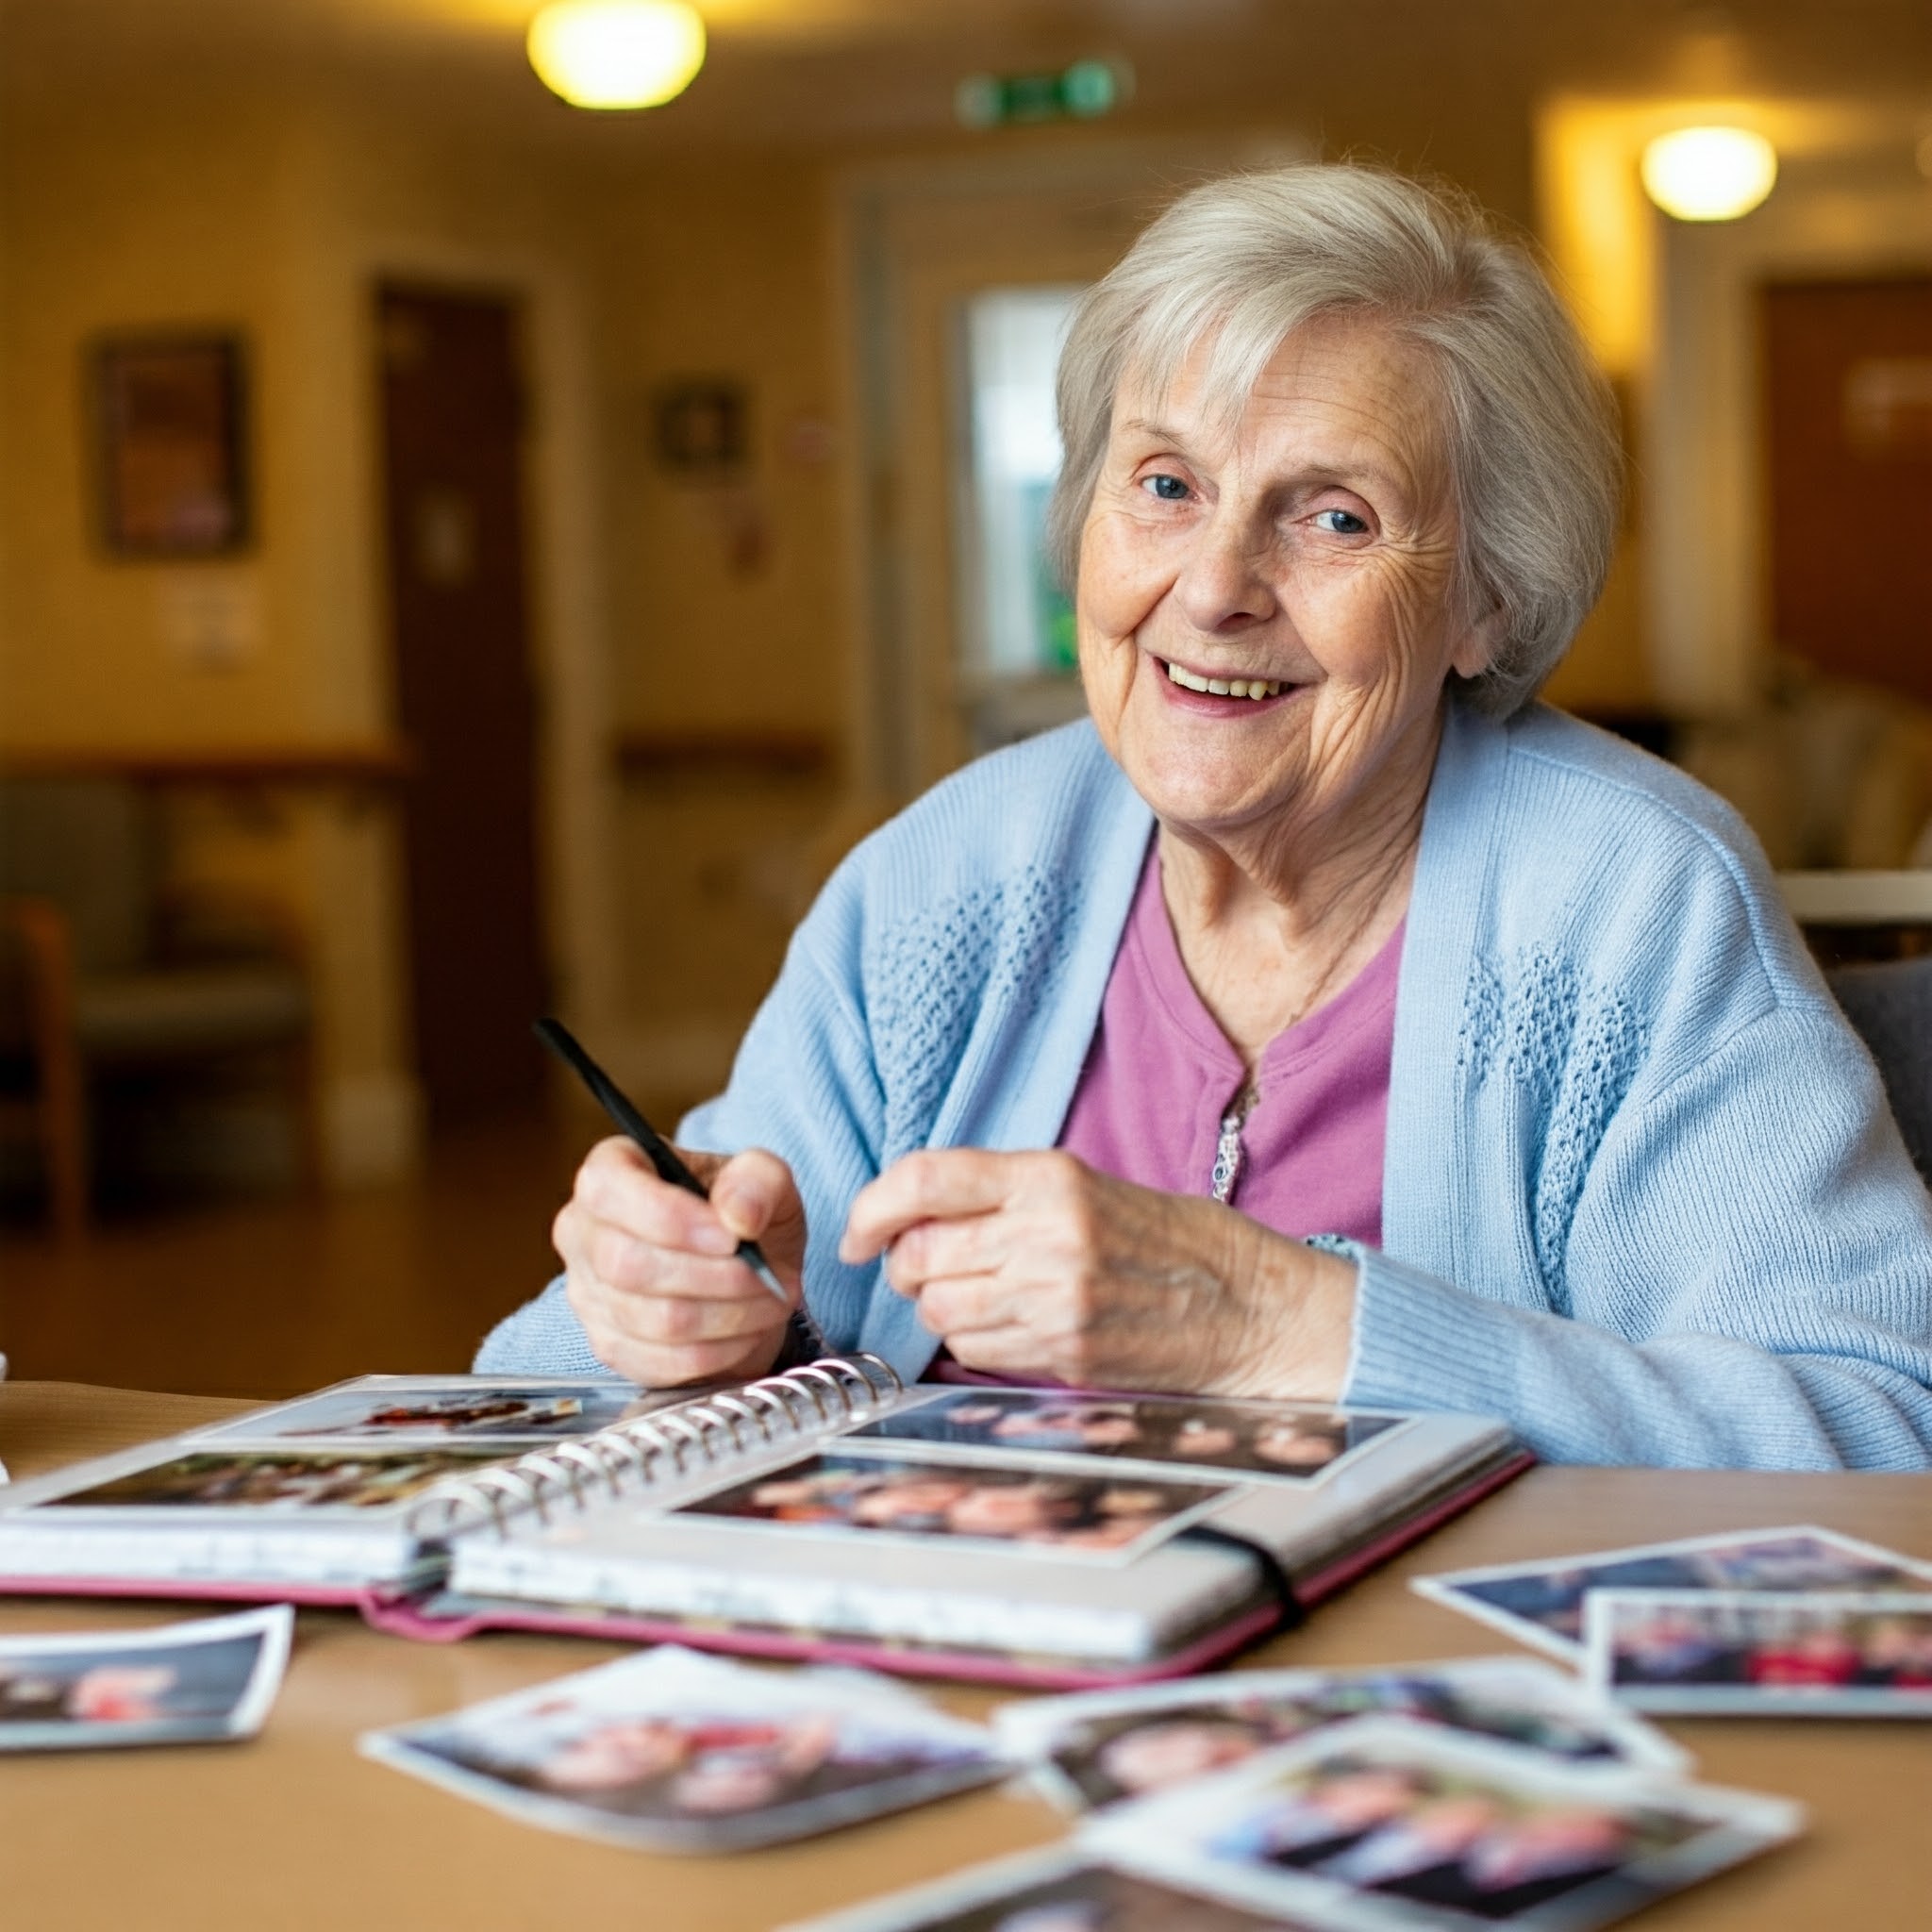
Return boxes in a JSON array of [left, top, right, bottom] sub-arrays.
[[0, 1111, 591, 1398]]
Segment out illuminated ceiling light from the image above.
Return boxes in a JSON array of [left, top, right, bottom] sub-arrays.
[[1640, 125, 1778, 221], [526, 1, 706, 111]]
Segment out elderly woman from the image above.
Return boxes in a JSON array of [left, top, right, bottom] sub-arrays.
[[481, 165, 1932, 1469]]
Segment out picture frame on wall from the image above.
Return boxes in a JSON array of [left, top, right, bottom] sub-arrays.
[[652, 376, 750, 475], [93, 333, 251, 556]]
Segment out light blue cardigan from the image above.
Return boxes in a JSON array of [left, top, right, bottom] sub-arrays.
[[479, 701, 1932, 1470]]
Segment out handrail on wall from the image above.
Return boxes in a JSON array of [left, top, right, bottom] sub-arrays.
[[1776, 870, 1932, 926]]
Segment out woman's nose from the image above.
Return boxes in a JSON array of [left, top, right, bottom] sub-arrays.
[[1171, 506, 1276, 635]]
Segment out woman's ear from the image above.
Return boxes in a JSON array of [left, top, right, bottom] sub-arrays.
[[1449, 604, 1506, 681]]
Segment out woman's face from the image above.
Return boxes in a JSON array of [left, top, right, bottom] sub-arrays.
[[1076, 316, 1488, 853]]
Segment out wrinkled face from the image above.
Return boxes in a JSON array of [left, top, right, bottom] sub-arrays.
[[1076, 316, 1488, 847]]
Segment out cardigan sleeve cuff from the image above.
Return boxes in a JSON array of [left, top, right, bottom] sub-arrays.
[[473, 1274, 614, 1377], [1340, 1244, 1520, 1418]]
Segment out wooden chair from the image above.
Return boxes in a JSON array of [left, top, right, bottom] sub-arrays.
[[1780, 869, 1932, 1182], [0, 777, 319, 1237]]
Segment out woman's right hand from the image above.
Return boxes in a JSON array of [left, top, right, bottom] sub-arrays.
[[554, 1138, 807, 1387]]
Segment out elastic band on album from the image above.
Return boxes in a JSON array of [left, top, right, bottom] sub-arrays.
[[1177, 1520, 1306, 1632], [405, 1352, 902, 1542]]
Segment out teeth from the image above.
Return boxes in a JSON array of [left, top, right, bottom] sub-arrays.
[[1165, 662, 1283, 700]]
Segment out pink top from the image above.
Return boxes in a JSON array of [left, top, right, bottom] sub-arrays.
[[1058, 840, 1401, 1243], [930, 839, 1401, 1384]]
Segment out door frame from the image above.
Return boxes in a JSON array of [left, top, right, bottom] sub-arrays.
[[832, 134, 1311, 803], [1644, 146, 1932, 716]]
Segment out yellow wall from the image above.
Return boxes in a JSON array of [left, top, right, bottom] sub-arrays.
[[2, 92, 315, 741], [0, 69, 867, 1164], [0, 66, 1685, 1175], [0, 81, 618, 1176], [594, 161, 845, 739]]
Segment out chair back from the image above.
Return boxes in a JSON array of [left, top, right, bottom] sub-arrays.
[[0, 777, 158, 973], [1827, 958, 1932, 1182]]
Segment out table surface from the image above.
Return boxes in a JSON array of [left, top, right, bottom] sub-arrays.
[[3, 1382, 1928, 1932]]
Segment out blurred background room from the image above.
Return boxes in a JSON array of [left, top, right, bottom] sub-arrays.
[[0, 0, 1926, 1396]]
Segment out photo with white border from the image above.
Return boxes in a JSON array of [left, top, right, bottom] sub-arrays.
[[995, 1656, 1687, 1813], [361, 1645, 1006, 1851], [777, 1844, 1293, 1932], [671, 1449, 1232, 1565], [0, 1605, 291, 1750], [846, 1386, 1413, 1488], [1585, 1589, 1932, 1717], [1411, 1525, 1932, 1661], [1080, 1715, 1804, 1930]]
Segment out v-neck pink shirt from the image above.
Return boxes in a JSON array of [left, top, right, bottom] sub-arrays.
[[1058, 841, 1402, 1245]]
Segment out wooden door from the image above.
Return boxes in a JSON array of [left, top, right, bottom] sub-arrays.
[[1761, 277, 1932, 704], [376, 285, 548, 1128]]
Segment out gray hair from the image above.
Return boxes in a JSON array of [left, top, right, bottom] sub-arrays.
[[1047, 164, 1623, 716]]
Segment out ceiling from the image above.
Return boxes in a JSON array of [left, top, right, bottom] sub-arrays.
[[2, 0, 1927, 158]]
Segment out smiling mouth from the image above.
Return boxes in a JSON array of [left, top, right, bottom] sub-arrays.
[[1162, 659, 1289, 701]]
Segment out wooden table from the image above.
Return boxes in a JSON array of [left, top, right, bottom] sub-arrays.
[[3, 1382, 1928, 1932]]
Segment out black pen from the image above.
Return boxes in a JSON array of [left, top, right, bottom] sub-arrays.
[[534, 1016, 791, 1305]]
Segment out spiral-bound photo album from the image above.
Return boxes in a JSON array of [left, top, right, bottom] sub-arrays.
[[0, 1361, 1527, 1687]]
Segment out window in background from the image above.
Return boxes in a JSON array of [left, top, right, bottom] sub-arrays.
[[957, 286, 1088, 750]]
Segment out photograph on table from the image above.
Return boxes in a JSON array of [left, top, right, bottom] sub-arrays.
[[1081, 1716, 1804, 1930], [847, 1388, 1407, 1484], [1412, 1525, 1932, 1660], [778, 1844, 1297, 1932], [194, 1376, 650, 1445], [35, 1445, 509, 1514], [996, 1657, 1686, 1813], [1586, 1589, 1932, 1717], [675, 1450, 1228, 1562], [0, 1605, 291, 1751], [360, 1644, 1004, 1851]]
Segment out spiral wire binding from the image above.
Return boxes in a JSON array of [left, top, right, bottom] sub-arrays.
[[406, 1353, 903, 1542]]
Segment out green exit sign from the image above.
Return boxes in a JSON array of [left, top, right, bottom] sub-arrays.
[[956, 58, 1133, 130]]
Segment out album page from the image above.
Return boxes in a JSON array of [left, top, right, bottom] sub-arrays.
[[0, 1374, 662, 1592], [442, 1388, 1514, 1667]]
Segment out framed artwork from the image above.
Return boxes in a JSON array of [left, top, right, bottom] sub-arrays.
[[652, 376, 749, 474], [93, 334, 251, 556]]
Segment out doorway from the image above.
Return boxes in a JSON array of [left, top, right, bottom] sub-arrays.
[[375, 283, 549, 1129], [1761, 275, 1932, 705], [841, 141, 1302, 801]]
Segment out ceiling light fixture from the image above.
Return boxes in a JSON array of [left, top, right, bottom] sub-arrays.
[[1640, 125, 1778, 221], [526, 0, 706, 111]]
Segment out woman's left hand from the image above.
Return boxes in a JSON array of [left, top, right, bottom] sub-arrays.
[[839, 1149, 1357, 1399]]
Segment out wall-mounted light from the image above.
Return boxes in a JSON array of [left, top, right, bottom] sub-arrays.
[[1640, 125, 1777, 221], [526, 0, 706, 111]]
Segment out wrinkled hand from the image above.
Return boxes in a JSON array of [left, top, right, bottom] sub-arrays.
[[555, 1138, 806, 1387], [839, 1149, 1356, 1398]]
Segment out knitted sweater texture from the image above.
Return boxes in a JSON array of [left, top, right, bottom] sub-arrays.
[[478, 701, 1932, 1469]]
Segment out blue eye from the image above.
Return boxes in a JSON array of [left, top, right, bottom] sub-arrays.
[[1313, 508, 1369, 535], [1141, 474, 1190, 501]]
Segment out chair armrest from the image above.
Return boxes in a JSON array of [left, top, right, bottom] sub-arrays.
[[0, 895, 78, 1044]]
